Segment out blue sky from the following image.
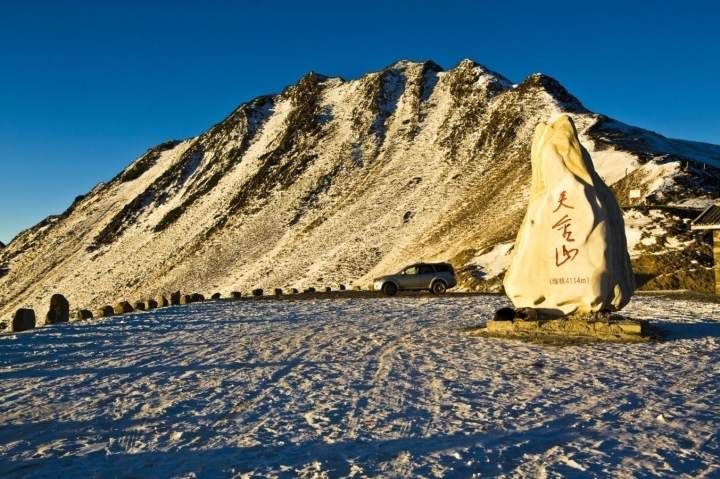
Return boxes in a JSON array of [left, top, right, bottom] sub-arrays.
[[1, 0, 718, 244]]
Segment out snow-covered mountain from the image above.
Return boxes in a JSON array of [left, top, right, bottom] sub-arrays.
[[1, 59, 719, 322]]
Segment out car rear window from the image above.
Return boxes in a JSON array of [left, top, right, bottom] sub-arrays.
[[434, 264, 453, 272], [418, 265, 435, 274]]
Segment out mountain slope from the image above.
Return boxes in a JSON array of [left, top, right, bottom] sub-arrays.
[[1, 59, 719, 321]]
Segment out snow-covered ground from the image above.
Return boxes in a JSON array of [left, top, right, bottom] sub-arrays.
[[1, 295, 719, 478]]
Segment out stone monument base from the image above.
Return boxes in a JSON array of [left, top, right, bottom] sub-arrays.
[[467, 308, 653, 344]]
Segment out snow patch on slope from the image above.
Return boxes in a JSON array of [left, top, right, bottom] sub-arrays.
[[469, 242, 514, 279], [623, 209, 690, 257]]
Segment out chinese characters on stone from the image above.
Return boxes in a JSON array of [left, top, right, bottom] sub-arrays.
[[552, 191, 579, 267]]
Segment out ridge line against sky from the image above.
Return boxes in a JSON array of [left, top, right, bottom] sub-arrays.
[[1, 0, 719, 244]]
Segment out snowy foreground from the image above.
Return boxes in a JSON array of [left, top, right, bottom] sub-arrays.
[[1, 295, 719, 478]]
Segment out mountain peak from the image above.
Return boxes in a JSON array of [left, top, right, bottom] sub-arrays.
[[280, 71, 335, 100], [518, 73, 587, 112], [301, 71, 332, 82], [381, 59, 444, 74], [450, 59, 513, 88]]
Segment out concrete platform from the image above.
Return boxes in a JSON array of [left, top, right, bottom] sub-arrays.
[[469, 317, 651, 343]]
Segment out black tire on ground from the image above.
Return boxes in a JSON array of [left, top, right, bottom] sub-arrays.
[[382, 282, 398, 296], [431, 280, 447, 295]]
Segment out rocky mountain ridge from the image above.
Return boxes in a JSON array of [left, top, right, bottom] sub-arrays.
[[1, 59, 719, 323]]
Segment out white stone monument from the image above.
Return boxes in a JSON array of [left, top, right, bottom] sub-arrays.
[[503, 114, 635, 317]]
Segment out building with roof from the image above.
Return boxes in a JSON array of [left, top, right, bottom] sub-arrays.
[[691, 204, 720, 294]]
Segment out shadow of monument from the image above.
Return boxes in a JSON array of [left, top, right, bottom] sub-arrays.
[[658, 321, 720, 341]]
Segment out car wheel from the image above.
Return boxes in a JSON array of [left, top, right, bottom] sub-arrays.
[[382, 282, 398, 296], [431, 280, 447, 295]]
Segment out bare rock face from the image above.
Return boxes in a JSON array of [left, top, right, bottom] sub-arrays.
[[46, 294, 70, 324], [13, 308, 36, 332], [159, 296, 169, 307], [503, 115, 635, 317], [96, 305, 114, 317], [75, 309, 93, 320], [180, 294, 192, 305], [113, 301, 134, 314]]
